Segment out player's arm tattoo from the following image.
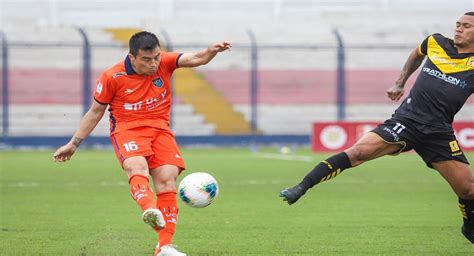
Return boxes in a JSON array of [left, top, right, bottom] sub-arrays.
[[400, 57, 424, 81], [396, 50, 425, 87], [71, 136, 84, 147]]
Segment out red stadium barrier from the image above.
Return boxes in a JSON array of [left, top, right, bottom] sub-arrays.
[[312, 122, 474, 152]]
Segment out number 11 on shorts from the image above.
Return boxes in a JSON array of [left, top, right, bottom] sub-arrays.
[[124, 141, 138, 152], [393, 122, 406, 134]]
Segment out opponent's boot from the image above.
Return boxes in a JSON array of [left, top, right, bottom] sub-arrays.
[[279, 184, 306, 205], [461, 224, 474, 243]]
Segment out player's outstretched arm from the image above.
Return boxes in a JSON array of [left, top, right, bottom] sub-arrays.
[[53, 100, 107, 162], [178, 41, 232, 68], [387, 47, 425, 102]]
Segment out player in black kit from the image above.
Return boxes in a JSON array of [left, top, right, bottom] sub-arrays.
[[280, 12, 474, 243]]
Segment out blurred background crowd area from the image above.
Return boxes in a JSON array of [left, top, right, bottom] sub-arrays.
[[0, 0, 472, 139]]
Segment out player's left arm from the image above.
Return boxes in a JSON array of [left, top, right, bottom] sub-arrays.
[[177, 41, 232, 68]]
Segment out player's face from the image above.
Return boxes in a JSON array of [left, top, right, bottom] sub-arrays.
[[129, 47, 161, 76], [454, 15, 474, 48]]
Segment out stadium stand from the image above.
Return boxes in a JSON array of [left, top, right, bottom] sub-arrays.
[[2, 26, 218, 136], [8, 101, 215, 136], [1, 1, 472, 137]]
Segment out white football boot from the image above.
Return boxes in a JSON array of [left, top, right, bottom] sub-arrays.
[[155, 244, 186, 256], [142, 208, 165, 231]]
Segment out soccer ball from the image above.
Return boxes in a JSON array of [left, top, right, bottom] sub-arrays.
[[178, 172, 219, 208]]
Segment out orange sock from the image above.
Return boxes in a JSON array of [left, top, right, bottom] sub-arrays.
[[156, 191, 178, 247], [129, 174, 155, 211]]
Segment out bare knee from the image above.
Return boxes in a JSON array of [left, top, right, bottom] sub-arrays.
[[154, 179, 177, 191], [447, 168, 474, 199], [344, 133, 401, 167], [150, 165, 180, 192], [434, 161, 474, 199], [123, 157, 149, 176], [152, 172, 177, 188], [345, 146, 369, 167], [455, 185, 474, 199]]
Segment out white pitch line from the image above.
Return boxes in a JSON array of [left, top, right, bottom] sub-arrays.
[[225, 180, 286, 185], [0, 181, 128, 188], [253, 153, 315, 162], [0, 182, 40, 187]]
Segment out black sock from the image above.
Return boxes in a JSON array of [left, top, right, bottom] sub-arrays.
[[299, 152, 352, 191], [459, 198, 474, 229]]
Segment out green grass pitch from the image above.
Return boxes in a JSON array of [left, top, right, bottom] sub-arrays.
[[1, 148, 473, 255]]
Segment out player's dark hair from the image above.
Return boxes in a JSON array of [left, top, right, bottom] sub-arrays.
[[465, 12, 474, 16], [129, 31, 160, 56]]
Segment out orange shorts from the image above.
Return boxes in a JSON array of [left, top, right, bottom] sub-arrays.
[[110, 127, 185, 171]]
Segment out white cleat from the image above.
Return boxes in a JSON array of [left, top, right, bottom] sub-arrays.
[[142, 208, 165, 231], [155, 244, 186, 256]]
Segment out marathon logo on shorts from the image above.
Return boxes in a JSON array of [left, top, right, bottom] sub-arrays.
[[152, 77, 164, 88]]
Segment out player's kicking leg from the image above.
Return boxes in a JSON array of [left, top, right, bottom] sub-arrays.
[[130, 174, 165, 231], [280, 132, 403, 205], [142, 208, 166, 232], [279, 151, 351, 205], [124, 157, 166, 231]]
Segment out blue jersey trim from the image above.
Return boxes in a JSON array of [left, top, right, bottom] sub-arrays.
[[176, 53, 183, 68], [124, 56, 136, 75]]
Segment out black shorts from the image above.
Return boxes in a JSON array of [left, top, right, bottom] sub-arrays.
[[371, 117, 470, 169]]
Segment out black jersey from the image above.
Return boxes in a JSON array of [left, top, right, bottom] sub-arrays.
[[393, 33, 474, 133]]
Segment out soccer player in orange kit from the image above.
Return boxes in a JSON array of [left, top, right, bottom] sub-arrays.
[[53, 31, 231, 256]]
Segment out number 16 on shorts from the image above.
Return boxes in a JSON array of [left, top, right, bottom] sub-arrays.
[[124, 141, 138, 152]]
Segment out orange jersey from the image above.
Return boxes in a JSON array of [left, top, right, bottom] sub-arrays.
[[94, 52, 182, 134]]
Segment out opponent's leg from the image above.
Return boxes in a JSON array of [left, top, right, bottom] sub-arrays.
[[280, 132, 403, 205], [433, 160, 474, 243], [459, 198, 474, 243], [124, 156, 165, 231], [280, 152, 351, 204], [150, 165, 185, 255]]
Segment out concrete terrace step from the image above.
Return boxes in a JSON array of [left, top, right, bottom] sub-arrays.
[[5, 104, 214, 136]]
